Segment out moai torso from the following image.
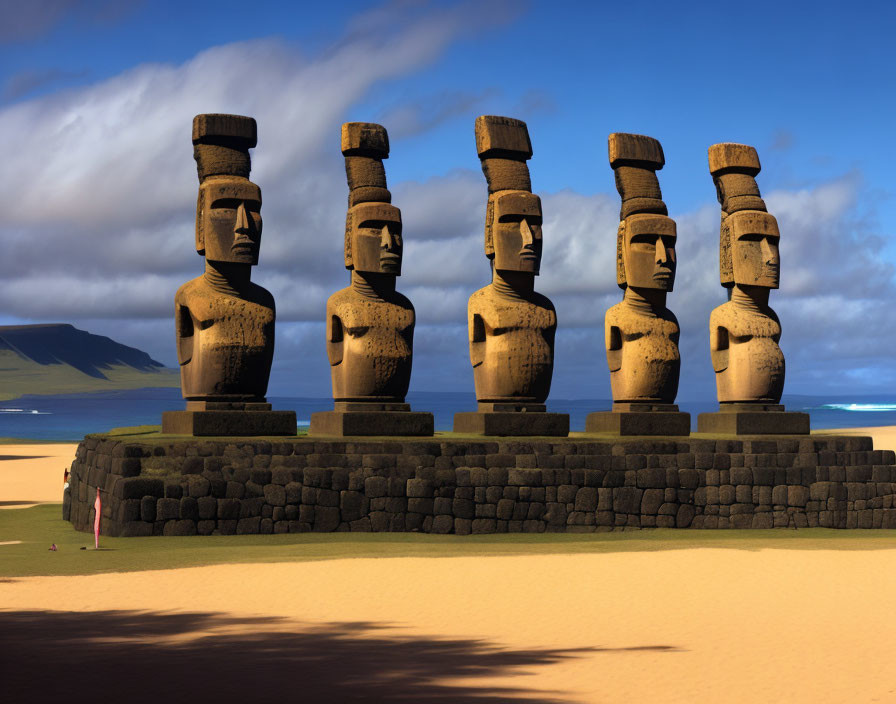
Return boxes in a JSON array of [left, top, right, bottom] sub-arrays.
[[468, 282, 556, 402], [708, 143, 784, 403], [176, 114, 275, 402], [176, 276, 274, 399], [605, 134, 680, 404], [469, 116, 555, 404], [605, 297, 680, 403], [327, 283, 414, 401], [326, 123, 415, 403], [709, 297, 784, 402]]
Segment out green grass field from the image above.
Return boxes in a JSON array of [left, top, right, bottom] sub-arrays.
[[2, 504, 896, 578]]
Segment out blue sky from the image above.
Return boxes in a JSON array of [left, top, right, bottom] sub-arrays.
[[1, 0, 895, 401]]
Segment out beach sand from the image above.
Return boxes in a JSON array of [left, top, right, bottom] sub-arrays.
[[0, 442, 76, 508], [2, 433, 896, 702]]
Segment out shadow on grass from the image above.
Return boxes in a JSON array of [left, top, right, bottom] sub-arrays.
[[0, 609, 648, 703]]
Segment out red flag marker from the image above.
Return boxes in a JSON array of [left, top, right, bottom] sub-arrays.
[[94, 488, 101, 549]]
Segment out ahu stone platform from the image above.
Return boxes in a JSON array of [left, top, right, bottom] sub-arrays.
[[64, 434, 896, 536]]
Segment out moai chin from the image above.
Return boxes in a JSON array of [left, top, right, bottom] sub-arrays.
[[452, 116, 568, 436], [161, 114, 296, 436], [585, 133, 689, 436], [697, 143, 808, 434], [309, 122, 433, 437]]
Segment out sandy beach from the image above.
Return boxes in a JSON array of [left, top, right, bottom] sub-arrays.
[[3, 433, 896, 702]]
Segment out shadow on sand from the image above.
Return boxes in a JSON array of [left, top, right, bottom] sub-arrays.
[[0, 609, 672, 702]]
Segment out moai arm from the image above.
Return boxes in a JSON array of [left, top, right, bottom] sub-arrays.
[[606, 323, 622, 373], [710, 324, 729, 373], [326, 313, 344, 367], [470, 313, 486, 368], [175, 303, 193, 367]]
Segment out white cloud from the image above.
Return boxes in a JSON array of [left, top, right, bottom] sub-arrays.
[[3, 4, 895, 399]]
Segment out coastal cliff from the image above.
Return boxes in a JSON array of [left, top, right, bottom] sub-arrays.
[[0, 324, 178, 400]]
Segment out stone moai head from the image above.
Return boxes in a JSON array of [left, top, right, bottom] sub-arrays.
[[342, 122, 403, 276], [193, 114, 262, 266], [608, 133, 677, 292], [475, 115, 543, 275], [709, 143, 780, 290]]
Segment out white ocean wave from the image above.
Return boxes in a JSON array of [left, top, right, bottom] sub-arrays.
[[0, 408, 51, 414], [820, 403, 896, 412]]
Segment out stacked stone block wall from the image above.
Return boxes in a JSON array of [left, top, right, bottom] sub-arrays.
[[63, 435, 896, 536]]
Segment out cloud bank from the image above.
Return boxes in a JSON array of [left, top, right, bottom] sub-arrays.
[[1, 3, 893, 399]]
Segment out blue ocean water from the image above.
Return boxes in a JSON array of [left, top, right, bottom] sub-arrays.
[[2, 388, 896, 441]]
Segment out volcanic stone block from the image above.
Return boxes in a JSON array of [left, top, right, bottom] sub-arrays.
[[453, 411, 569, 437], [162, 410, 297, 436], [585, 406, 690, 437], [309, 410, 434, 437], [697, 407, 810, 435]]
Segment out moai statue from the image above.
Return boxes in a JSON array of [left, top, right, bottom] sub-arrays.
[[309, 122, 433, 436], [696, 143, 808, 434], [452, 116, 569, 436], [585, 133, 690, 435], [161, 114, 296, 436]]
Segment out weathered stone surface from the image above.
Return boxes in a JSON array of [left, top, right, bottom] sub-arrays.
[[67, 435, 896, 535], [599, 134, 683, 437], [163, 113, 296, 437], [263, 484, 286, 506], [454, 116, 566, 438], [704, 143, 807, 435], [156, 498, 179, 521], [309, 122, 432, 439]]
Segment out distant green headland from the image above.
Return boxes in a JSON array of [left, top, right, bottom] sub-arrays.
[[0, 323, 179, 401]]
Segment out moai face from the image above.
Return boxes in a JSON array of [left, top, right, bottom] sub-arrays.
[[197, 179, 263, 265], [349, 202, 403, 275], [729, 211, 779, 289], [621, 213, 676, 291], [490, 191, 543, 274]]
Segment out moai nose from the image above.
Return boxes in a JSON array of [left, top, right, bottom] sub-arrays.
[[235, 202, 250, 234], [655, 237, 668, 264], [380, 225, 395, 250], [520, 219, 534, 247], [761, 236, 776, 263]]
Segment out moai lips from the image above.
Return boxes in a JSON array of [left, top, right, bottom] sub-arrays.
[[310, 122, 432, 437], [453, 116, 567, 436], [161, 114, 295, 435], [585, 133, 689, 436], [697, 143, 808, 434]]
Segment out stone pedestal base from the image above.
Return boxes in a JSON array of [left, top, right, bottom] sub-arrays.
[[161, 409, 297, 436], [697, 404, 809, 435], [585, 403, 690, 436], [309, 406, 434, 437], [453, 409, 569, 436]]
